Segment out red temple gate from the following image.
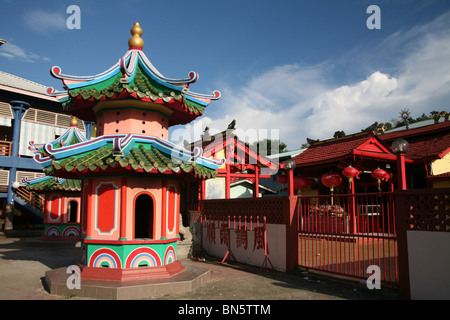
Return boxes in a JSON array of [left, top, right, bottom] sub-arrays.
[[297, 192, 398, 285]]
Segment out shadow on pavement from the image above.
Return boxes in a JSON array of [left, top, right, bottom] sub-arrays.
[[168, 256, 402, 300], [0, 235, 402, 300]]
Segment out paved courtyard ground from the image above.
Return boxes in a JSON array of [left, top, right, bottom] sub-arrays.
[[0, 231, 401, 301]]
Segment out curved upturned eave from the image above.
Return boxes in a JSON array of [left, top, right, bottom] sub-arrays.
[[50, 49, 199, 93]]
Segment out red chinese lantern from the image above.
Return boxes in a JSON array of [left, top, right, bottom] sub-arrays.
[[321, 172, 342, 194], [371, 168, 388, 191], [277, 174, 287, 184], [293, 176, 313, 189], [342, 166, 361, 187]]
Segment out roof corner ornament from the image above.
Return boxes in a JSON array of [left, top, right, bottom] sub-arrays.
[[227, 119, 236, 130], [399, 108, 410, 130]]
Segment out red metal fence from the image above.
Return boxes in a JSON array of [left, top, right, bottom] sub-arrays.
[[297, 192, 398, 284], [200, 192, 398, 285]]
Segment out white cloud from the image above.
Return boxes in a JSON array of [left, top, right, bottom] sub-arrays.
[[0, 42, 50, 63], [22, 9, 66, 34], [183, 11, 450, 151], [304, 71, 399, 139]]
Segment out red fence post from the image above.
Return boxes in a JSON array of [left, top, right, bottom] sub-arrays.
[[285, 196, 299, 272]]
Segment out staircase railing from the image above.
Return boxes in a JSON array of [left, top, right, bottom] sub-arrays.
[[15, 186, 45, 213], [0, 141, 12, 156]]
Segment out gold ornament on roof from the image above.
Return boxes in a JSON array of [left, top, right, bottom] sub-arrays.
[[128, 22, 144, 49], [70, 116, 78, 127]]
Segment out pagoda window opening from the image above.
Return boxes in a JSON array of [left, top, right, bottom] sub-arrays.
[[68, 200, 78, 223], [134, 193, 154, 239]]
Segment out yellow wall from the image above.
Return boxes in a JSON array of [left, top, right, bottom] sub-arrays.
[[432, 152, 450, 175], [211, 149, 226, 169]]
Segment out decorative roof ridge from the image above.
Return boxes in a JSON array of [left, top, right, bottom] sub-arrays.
[[308, 131, 375, 147], [21, 175, 54, 185], [379, 120, 450, 141]]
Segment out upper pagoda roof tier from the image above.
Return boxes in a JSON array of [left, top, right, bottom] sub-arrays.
[[46, 22, 221, 126]]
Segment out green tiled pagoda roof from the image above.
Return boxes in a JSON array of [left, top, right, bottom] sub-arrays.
[[44, 142, 217, 179], [64, 67, 206, 115], [25, 177, 81, 192]]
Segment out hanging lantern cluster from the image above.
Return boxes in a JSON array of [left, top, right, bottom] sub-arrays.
[[288, 166, 391, 194], [320, 166, 391, 192]]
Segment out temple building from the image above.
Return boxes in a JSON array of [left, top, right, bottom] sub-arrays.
[[288, 118, 450, 195], [37, 22, 224, 281], [185, 123, 278, 209], [22, 175, 81, 240]]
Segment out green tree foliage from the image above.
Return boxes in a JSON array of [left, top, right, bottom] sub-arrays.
[[250, 139, 288, 156]]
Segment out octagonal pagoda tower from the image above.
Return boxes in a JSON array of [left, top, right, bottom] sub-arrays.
[[40, 23, 224, 281]]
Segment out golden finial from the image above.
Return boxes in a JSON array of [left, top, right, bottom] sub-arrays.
[[128, 22, 144, 49], [70, 116, 78, 127]]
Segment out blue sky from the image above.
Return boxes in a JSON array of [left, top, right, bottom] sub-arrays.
[[1, 0, 450, 150]]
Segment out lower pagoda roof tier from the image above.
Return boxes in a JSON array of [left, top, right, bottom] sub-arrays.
[[33, 134, 225, 180], [22, 176, 81, 192]]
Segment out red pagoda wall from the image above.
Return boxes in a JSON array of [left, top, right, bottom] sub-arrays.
[[80, 176, 181, 241]]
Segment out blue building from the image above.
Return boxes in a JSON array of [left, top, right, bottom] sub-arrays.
[[0, 70, 92, 231]]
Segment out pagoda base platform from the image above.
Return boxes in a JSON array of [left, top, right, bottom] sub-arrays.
[[79, 260, 186, 281], [44, 261, 210, 300]]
